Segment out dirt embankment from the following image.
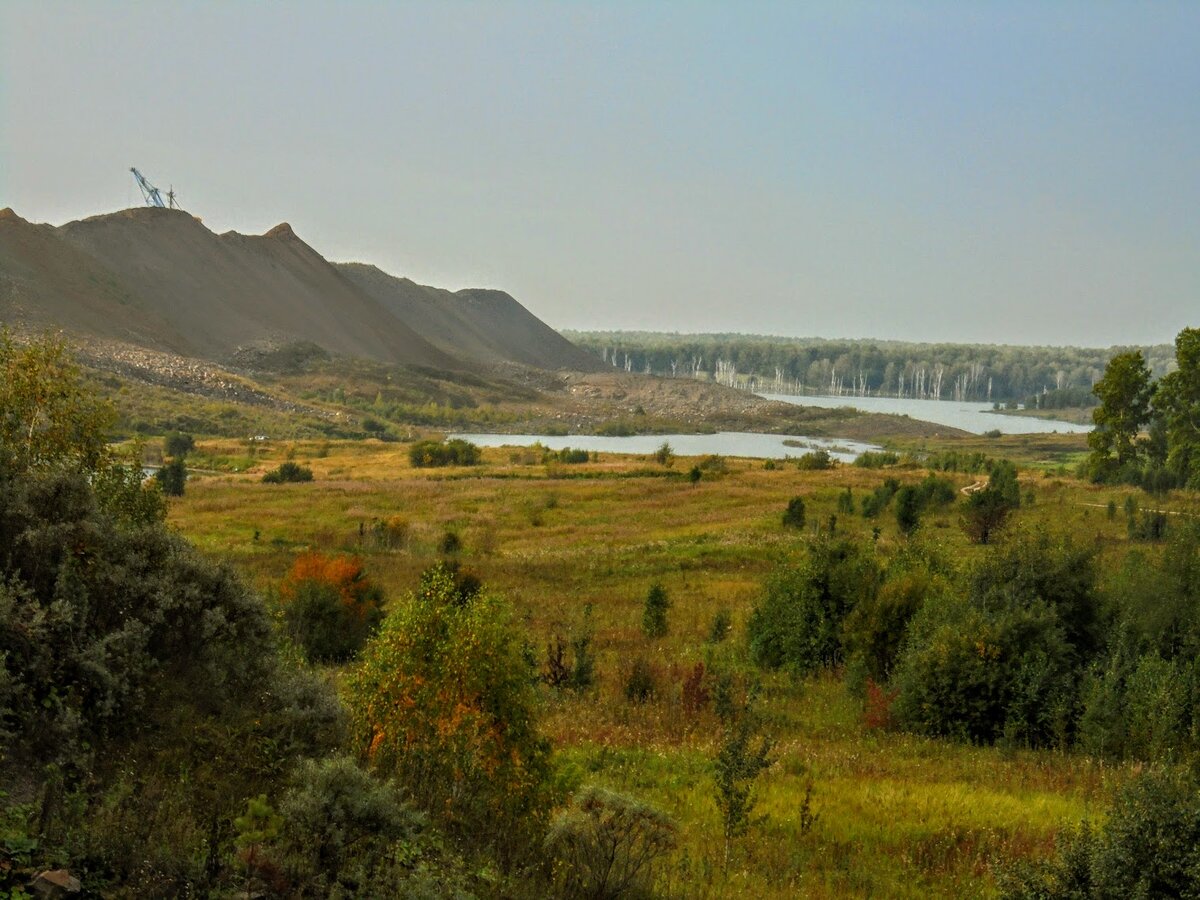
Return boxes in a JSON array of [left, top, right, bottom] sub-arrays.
[[524, 371, 970, 440]]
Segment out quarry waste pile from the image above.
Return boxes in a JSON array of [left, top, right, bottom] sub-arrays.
[[0, 205, 601, 374]]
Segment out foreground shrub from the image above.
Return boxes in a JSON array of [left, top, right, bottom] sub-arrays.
[[280, 553, 384, 663], [0, 334, 344, 895], [1077, 650, 1198, 763], [346, 565, 554, 864], [0, 467, 341, 894], [916, 473, 957, 506], [0, 470, 278, 771], [275, 756, 424, 896], [860, 477, 901, 518], [844, 568, 941, 684], [708, 607, 733, 644], [548, 446, 591, 464], [924, 450, 993, 473], [624, 656, 659, 703], [546, 787, 677, 899], [890, 596, 1074, 745], [894, 485, 922, 533], [262, 461, 314, 483], [713, 680, 775, 849]]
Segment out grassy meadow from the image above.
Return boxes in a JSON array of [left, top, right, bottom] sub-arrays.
[[163, 434, 1183, 897]]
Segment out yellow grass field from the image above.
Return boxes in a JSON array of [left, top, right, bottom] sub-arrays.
[[167, 436, 1175, 897]]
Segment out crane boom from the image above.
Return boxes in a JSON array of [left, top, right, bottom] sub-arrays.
[[130, 167, 167, 208]]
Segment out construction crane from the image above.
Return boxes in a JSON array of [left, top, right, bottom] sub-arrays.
[[130, 167, 181, 209]]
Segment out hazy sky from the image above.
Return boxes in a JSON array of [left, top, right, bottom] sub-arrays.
[[2, 2, 1196, 347]]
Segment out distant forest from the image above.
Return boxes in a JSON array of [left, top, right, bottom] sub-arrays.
[[566, 331, 1177, 406]]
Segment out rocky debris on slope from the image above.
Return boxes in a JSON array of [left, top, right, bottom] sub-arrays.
[[76, 339, 344, 421]]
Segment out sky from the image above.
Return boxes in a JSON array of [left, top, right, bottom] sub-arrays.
[[1, 1, 1197, 347]]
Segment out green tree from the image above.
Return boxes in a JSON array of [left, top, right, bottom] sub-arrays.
[[642, 582, 670, 638], [0, 329, 114, 476], [164, 432, 195, 457], [844, 567, 942, 684], [1086, 350, 1154, 481], [155, 457, 188, 496], [0, 331, 342, 894], [1155, 327, 1200, 488], [894, 485, 922, 534], [892, 529, 1096, 747], [408, 438, 481, 468], [748, 537, 880, 674], [782, 496, 806, 529], [713, 683, 774, 857], [961, 461, 1021, 545]]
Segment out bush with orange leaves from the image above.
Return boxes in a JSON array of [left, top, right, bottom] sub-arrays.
[[345, 563, 555, 866], [279, 553, 384, 663]]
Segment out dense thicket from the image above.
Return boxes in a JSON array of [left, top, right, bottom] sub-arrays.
[[750, 522, 1200, 763], [1002, 769, 1200, 899], [0, 458, 353, 893], [408, 438, 481, 467], [0, 335, 510, 896]]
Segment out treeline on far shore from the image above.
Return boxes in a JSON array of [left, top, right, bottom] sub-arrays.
[[567, 330, 1175, 404]]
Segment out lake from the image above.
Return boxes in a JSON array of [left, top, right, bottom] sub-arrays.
[[450, 431, 882, 462], [757, 393, 1092, 435]]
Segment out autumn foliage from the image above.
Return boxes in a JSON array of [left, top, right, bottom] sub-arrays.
[[279, 553, 384, 663], [345, 563, 555, 863]]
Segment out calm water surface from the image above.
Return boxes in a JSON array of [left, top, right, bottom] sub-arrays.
[[450, 431, 881, 461], [758, 393, 1092, 435]]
